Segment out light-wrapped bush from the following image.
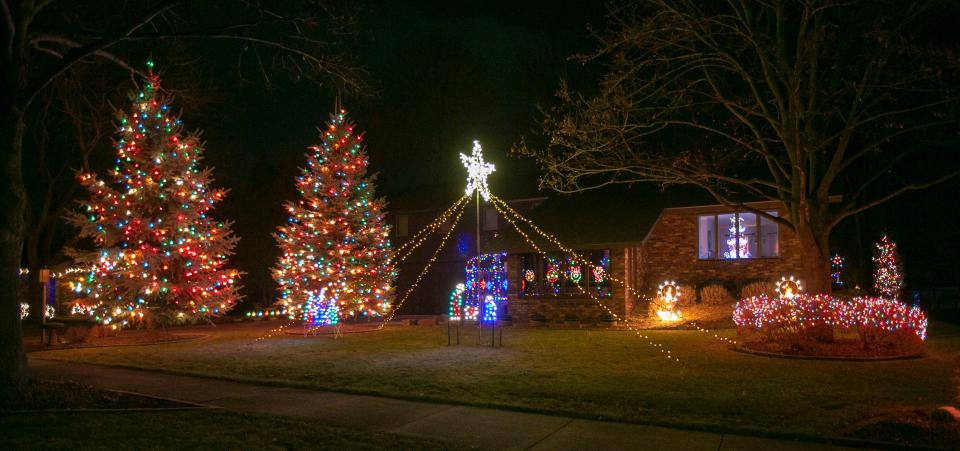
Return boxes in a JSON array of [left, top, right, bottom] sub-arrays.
[[733, 294, 927, 350]]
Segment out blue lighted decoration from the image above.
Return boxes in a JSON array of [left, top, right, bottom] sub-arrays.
[[304, 288, 339, 326], [464, 252, 507, 323]]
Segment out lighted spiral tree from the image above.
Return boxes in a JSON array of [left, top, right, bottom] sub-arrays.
[[68, 65, 242, 327], [273, 109, 396, 324], [873, 235, 903, 301]]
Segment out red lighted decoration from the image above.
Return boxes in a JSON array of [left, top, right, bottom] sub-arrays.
[[733, 294, 927, 342]]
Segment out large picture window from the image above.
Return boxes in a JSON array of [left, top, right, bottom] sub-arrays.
[[697, 211, 778, 259]]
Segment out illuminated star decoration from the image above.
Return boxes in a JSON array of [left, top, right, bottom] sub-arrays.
[[460, 140, 495, 201]]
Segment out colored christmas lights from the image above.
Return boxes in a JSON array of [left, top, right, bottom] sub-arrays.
[[831, 254, 845, 287], [304, 288, 339, 326], [465, 253, 508, 323], [459, 140, 495, 201], [67, 66, 241, 327], [733, 293, 927, 342], [449, 283, 466, 321], [873, 235, 902, 300], [273, 109, 396, 323]]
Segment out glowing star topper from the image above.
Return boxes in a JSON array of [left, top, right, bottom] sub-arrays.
[[460, 140, 495, 201]]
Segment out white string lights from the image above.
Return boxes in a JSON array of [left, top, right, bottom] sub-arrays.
[[459, 140, 495, 201], [379, 199, 468, 328], [395, 195, 469, 263], [492, 199, 680, 364]]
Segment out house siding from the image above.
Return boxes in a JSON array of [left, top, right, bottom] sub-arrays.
[[638, 205, 803, 304]]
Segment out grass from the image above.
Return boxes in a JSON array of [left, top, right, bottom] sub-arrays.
[[33, 321, 960, 440], [0, 410, 454, 450]]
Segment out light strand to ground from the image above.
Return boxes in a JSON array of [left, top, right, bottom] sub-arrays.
[[255, 319, 296, 342], [492, 196, 652, 307], [689, 321, 737, 345], [492, 201, 680, 364], [379, 199, 468, 329], [395, 195, 469, 262]]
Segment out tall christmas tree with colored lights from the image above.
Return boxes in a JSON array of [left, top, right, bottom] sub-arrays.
[[273, 109, 395, 324], [873, 235, 903, 300], [68, 63, 242, 328]]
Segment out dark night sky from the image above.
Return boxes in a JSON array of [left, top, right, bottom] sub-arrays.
[[121, 1, 957, 307], [185, 1, 607, 305]]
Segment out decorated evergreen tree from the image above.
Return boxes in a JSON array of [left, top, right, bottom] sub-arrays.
[[873, 235, 903, 300], [68, 64, 242, 327], [273, 109, 395, 324]]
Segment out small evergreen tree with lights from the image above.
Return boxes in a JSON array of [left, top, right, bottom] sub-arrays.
[[273, 109, 395, 324], [872, 235, 903, 300], [68, 63, 242, 328]]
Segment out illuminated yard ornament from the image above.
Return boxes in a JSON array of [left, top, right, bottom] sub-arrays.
[[655, 281, 682, 322], [464, 253, 507, 322], [776, 276, 802, 300], [459, 140, 495, 201], [449, 283, 466, 321], [831, 254, 845, 287], [567, 258, 583, 284], [482, 295, 498, 322], [19, 303, 29, 320], [304, 288, 339, 326]]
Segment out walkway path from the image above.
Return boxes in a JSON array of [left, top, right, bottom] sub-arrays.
[[29, 358, 863, 450]]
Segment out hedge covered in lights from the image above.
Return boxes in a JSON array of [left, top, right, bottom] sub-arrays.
[[733, 294, 927, 345]]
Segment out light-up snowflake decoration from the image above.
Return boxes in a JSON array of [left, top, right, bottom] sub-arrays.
[[460, 140, 495, 201]]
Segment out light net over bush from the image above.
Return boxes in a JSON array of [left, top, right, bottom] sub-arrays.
[[733, 294, 927, 345]]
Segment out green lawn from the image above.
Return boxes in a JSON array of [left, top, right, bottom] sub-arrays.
[[0, 410, 454, 450], [33, 322, 960, 439]]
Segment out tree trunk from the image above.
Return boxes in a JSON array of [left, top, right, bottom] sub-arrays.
[[0, 103, 28, 407], [795, 221, 832, 295]]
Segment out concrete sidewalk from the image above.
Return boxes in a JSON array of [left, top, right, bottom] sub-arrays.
[[29, 359, 861, 450]]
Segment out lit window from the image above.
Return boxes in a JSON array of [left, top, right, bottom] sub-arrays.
[[698, 211, 778, 259]]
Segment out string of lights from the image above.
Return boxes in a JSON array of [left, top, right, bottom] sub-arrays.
[[394, 195, 469, 264], [255, 320, 296, 342], [491, 196, 651, 306], [379, 199, 468, 328], [688, 322, 737, 345], [492, 200, 680, 364]]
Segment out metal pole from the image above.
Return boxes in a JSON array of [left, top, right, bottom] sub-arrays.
[[476, 191, 482, 342]]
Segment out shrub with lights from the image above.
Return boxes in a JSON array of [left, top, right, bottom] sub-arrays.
[[68, 65, 242, 328], [273, 109, 396, 325], [733, 276, 927, 351]]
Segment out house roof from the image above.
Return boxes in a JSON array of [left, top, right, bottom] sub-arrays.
[[483, 185, 713, 252]]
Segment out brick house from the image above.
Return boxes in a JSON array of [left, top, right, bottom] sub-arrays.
[[389, 188, 803, 321]]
